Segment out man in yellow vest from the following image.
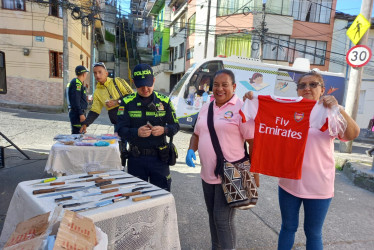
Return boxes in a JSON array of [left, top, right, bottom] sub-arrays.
[[80, 62, 133, 133]]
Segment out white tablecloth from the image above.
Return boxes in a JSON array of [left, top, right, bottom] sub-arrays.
[[45, 142, 123, 175], [0, 171, 181, 250]]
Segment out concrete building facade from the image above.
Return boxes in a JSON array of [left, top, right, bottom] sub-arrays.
[[0, 0, 92, 109]]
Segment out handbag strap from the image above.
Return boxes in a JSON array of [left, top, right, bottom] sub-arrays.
[[207, 101, 225, 178]]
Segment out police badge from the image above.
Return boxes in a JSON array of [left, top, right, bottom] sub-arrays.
[[158, 103, 164, 111]]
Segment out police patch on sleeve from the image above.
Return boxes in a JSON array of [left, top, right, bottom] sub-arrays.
[[76, 84, 81, 91], [117, 106, 125, 115]]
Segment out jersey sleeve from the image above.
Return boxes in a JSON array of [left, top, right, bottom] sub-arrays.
[[240, 97, 259, 123]]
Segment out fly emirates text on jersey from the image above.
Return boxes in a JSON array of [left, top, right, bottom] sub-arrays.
[[258, 117, 302, 140]]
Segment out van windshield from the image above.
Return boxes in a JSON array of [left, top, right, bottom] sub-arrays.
[[169, 64, 196, 97]]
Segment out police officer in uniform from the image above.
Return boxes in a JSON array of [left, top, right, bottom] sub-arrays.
[[67, 65, 89, 134], [116, 64, 180, 191]]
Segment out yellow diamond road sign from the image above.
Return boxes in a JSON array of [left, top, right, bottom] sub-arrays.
[[347, 14, 371, 45]]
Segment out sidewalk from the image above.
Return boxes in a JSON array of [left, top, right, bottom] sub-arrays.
[[335, 129, 374, 193]]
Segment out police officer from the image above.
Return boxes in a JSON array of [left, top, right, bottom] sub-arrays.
[[116, 64, 180, 191], [67, 65, 89, 134]]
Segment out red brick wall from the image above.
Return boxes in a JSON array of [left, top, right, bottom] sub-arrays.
[[0, 76, 63, 106]]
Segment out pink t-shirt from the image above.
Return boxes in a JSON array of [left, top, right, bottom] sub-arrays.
[[194, 95, 251, 184], [278, 128, 336, 199]]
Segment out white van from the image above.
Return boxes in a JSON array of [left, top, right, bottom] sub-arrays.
[[169, 56, 345, 127]]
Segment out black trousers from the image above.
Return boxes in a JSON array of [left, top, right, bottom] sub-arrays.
[[69, 110, 82, 134], [127, 155, 171, 191]]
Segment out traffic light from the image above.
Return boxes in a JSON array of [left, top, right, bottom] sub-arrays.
[[0, 51, 6, 94]]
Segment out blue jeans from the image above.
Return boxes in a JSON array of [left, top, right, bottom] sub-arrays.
[[278, 186, 332, 250], [202, 180, 236, 250]]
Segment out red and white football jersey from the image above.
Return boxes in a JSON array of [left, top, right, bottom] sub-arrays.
[[240, 95, 328, 179]]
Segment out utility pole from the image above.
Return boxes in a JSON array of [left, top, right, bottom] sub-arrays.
[[204, 0, 211, 59], [62, 1, 69, 112], [90, 0, 96, 93], [258, 3, 267, 61], [340, 0, 374, 153]]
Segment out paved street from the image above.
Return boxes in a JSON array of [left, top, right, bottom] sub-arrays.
[[0, 107, 374, 249]]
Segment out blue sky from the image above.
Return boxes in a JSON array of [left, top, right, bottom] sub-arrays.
[[117, 0, 371, 17], [336, 0, 369, 15]]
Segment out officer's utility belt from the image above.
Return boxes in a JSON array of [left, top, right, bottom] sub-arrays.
[[129, 145, 158, 157]]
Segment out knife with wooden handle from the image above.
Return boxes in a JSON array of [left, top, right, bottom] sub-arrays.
[[132, 193, 169, 202]]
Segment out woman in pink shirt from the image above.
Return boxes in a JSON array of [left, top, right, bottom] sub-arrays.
[[245, 71, 359, 249], [274, 72, 359, 250], [186, 69, 259, 249]]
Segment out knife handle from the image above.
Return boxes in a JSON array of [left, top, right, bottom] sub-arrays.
[[78, 174, 93, 179], [122, 191, 141, 197], [85, 177, 102, 182], [55, 196, 73, 202], [100, 184, 119, 189], [95, 181, 112, 187], [132, 195, 151, 202], [50, 182, 65, 186], [33, 188, 56, 195], [95, 178, 114, 183], [113, 196, 129, 202], [63, 203, 81, 208], [101, 188, 119, 193], [87, 171, 106, 174]]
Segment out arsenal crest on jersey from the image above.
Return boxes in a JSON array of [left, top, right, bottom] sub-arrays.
[[294, 112, 304, 122]]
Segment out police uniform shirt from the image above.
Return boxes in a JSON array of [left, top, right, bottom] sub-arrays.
[[116, 91, 180, 149], [68, 78, 88, 115]]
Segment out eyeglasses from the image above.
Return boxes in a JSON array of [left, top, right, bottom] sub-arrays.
[[297, 82, 322, 90]]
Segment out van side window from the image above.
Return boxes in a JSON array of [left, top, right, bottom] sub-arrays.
[[183, 61, 223, 99]]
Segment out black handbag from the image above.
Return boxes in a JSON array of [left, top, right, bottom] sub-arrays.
[[207, 101, 258, 209]]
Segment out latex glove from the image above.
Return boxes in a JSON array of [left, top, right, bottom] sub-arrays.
[[186, 149, 196, 167]]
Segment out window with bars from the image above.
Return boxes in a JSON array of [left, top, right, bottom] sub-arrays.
[[188, 13, 196, 36], [180, 14, 186, 31], [50, 0, 62, 18], [253, 34, 327, 65], [290, 0, 332, 24], [174, 47, 178, 60], [179, 43, 184, 58], [187, 47, 194, 60], [265, 0, 332, 24], [217, 0, 257, 16], [2, 0, 25, 10], [49, 51, 63, 78]]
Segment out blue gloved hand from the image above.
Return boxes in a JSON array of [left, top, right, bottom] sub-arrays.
[[186, 149, 196, 167]]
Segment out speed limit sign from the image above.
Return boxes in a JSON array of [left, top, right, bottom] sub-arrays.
[[346, 45, 372, 67]]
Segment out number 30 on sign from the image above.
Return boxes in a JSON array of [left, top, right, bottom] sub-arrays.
[[346, 45, 372, 68]]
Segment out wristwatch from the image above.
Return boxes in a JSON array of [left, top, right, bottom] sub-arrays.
[[164, 126, 168, 135]]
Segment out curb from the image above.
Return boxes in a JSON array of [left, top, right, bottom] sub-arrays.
[[342, 161, 374, 193], [0, 101, 64, 114]]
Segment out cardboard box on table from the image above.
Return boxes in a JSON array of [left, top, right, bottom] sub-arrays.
[[4, 206, 108, 250]]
